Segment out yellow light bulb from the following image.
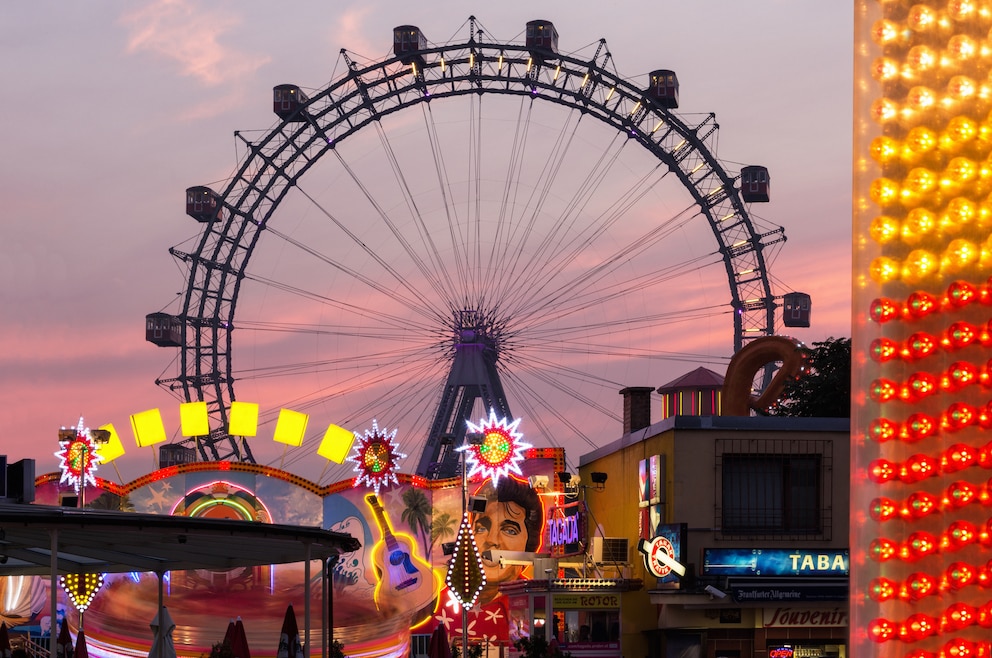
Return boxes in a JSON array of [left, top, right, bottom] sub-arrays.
[[944, 239, 978, 271], [902, 208, 937, 243], [946, 157, 978, 183], [870, 136, 901, 163], [870, 215, 901, 244], [945, 197, 978, 229], [872, 57, 901, 82], [870, 257, 901, 283], [907, 4, 940, 32], [871, 178, 901, 206], [948, 76, 977, 99], [906, 45, 939, 72], [906, 126, 938, 153], [871, 97, 900, 124], [948, 35, 978, 60], [946, 116, 978, 143], [904, 167, 938, 194], [872, 19, 903, 45], [907, 86, 938, 110], [903, 249, 938, 282], [948, 0, 976, 21]]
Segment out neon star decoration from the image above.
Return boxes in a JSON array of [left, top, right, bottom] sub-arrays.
[[55, 417, 103, 493], [458, 409, 531, 485], [346, 420, 406, 495]]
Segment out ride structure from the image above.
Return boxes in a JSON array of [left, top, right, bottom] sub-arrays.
[[148, 17, 790, 474]]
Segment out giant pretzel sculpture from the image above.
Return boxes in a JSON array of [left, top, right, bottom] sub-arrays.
[[722, 336, 808, 416]]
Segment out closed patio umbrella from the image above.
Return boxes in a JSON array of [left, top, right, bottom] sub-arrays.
[[231, 618, 250, 658], [55, 621, 73, 658], [276, 606, 301, 658], [148, 606, 176, 658], [73, 630, 89, 658]]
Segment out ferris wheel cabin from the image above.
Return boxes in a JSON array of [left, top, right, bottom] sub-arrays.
[[525, 20, 559, 59], [273, 84, 309, 122], [186, 186, 222, 223], [782, 292, 812, 328], [393, 25, 427, 67], [647, 69, 679, 109], [740, 165, 771, 203], [145, 312, 183, 347]]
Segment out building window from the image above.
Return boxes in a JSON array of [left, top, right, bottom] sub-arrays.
[[715, 439, 832, 540]]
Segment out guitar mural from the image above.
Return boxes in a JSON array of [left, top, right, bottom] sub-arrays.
[[365, 493, 439, 623]]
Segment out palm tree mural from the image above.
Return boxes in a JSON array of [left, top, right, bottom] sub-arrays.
[[401, 488, 432, 556], [431, 510, 457, 554]]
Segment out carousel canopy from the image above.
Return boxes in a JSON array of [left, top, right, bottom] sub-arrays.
[[0, 503, 360, 575]]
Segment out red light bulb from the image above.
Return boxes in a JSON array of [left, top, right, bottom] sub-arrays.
[[906, 372, 939, 400], [905, 413, 938, 441], [870, 298, 901, 322], [944, 403, 978, 432], [904, 491, 939, 519], [869, 577, 897, 601], [901, 613, 939, 641], [943, 603, 979, 632], [946, 361, 980, 390], [907, 291, 940, 318], [947, 321, 979, 349], [944, 443, 979, 472], [871, 337, 900, 362], [904, 531, 939, 560], [870, 417, 898, 442], [906, 332, 938, 359], [871, 378, 899, 402], [905, 572, 937, 599], [945, 520, 979, 549], [870, 537, 898, 561], [946, 481, 978, 508], [946, 561, 977, 590], [868, 618, 897, 642], [870, 459, 898, 483], [948, 280, 979, 307], [871, 497, 898, 521], [901, 454, 939, 483]]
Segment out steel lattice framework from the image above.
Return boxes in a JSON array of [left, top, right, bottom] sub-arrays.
[[159, 23, 783, 463]]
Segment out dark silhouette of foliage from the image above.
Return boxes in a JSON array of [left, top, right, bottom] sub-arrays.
[[512, 635, 571, 658], [769, 337, 851, 417]]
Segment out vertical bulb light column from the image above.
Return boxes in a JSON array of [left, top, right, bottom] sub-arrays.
[[855, 3, 992, 658]]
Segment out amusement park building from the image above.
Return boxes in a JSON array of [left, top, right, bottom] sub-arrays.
[[576, 382, 850, 658]]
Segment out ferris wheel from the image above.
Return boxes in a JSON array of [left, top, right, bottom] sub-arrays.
[[149, 17, 787, 478]]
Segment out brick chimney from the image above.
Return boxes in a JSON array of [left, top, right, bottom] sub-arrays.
[[620, 386, 654, 434]]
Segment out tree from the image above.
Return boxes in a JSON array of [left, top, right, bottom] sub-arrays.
[[770, 337, 851, 417], [401, 487, 432, 555]]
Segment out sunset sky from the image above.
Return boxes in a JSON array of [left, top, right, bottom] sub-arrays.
[[1, 2, 853, 485]]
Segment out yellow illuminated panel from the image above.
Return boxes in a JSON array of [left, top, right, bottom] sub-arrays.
[[317, 424, 355, 463], [273, 408, 309, 447], [179, 401, 210, 437], [130, 409, 167, 448], [228, 401, 259, 437], [96, 423, 125, 463]]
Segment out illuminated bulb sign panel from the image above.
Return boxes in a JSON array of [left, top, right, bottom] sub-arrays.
[[854, 3, 992, 657], [701, 549, 849, 577], [546, 501, 586, 557]]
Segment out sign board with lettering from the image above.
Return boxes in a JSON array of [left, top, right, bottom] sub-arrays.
[[763, 607, 849, 627], [546, 501, 586, 557], [702, 548, 849, 576], [552, 593, 621, 609], [730, 579, 848, 603]]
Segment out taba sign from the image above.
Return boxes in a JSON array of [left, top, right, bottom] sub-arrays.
[[702, 548, 849, 576], [546, 501, 586, 557]]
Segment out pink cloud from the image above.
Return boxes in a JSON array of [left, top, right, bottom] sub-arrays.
[[118, 0, 270, 87]]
